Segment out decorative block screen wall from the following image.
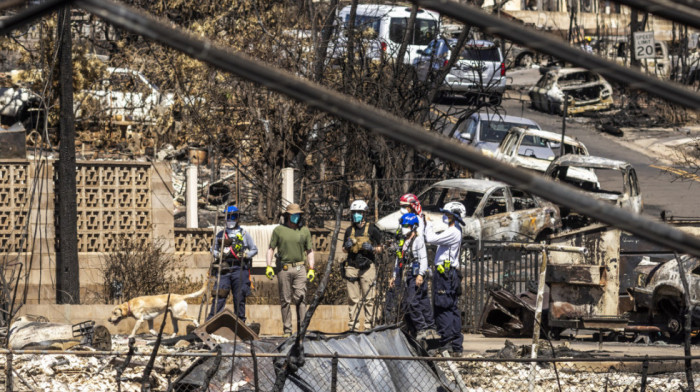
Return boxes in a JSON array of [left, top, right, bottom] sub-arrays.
[[0, 162, 29, 252], [174, 227, 331, 253], [64, 162, 152, 252]]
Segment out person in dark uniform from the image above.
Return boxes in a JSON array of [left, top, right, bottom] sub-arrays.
[[208, 205, 258, 321], [425, 201, 466, 356]]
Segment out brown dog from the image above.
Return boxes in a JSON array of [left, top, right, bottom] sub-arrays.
[[108, 281, 208, 338]]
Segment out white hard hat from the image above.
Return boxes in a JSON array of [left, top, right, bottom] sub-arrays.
[[441, 201, 467, 224], [350, 200, 368, 212]]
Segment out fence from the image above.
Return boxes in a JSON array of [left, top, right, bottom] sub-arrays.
[[1, 348, 699, 391], [461, 240, 542, 333]]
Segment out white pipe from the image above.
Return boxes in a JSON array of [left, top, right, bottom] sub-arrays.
[[281, 167, 294, 209], [186, 164, 198, 228]]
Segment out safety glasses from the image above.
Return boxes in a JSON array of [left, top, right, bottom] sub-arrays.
[[226, 214, 239, 220]]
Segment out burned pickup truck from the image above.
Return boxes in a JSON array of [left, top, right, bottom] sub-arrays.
[[529, 67, 614, 115]]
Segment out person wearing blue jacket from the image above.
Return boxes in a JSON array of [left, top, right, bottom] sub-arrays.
[[208, 205, 258, 321], [425, 202, 466, 356]]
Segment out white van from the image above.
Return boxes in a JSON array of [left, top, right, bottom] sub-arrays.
[[335, 4, 440, 64]]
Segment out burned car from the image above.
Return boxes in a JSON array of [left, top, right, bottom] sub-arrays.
[[376, 179, 560, 241], [545, 155, 642, 225], [629, 255, 700, 338], [494, 127, 597, 186], [529, 67, 613, 115]]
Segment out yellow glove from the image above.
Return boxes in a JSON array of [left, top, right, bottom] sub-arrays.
[[436, 264, 445, 274], [307, 269, 315, 282], [266, 266, 275, 280]]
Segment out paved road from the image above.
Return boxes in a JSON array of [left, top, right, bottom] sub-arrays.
[[434, 91, 700, 218]]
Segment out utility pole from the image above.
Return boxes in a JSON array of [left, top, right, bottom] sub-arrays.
[[56, 6, 80, 304]]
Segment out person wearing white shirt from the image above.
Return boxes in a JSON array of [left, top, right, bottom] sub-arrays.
[[425, 202, 466, 357]]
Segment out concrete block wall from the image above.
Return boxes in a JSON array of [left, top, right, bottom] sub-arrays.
[[8, 159, 175, 304]]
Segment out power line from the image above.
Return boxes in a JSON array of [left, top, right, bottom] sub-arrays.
[[0, 0, 71, 34], [614, 0, 700, 28], [411, 0, 700, 110], [75, 0, 700, 258]]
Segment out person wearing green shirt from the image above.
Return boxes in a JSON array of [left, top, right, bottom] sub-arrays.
[[265, 203, 315, 337]]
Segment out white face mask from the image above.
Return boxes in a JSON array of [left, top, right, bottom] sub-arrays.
[[226, 219, 237, 229], [401, 227, 411, 236], [400, 207, 409, 215]]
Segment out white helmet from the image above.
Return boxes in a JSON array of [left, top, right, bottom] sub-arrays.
[[441, 201, 467, 224], [350, 200, 368, 212]]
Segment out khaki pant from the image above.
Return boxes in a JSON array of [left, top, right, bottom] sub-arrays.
[[345, 263, 376, 330], [278, 265, 307, 335]]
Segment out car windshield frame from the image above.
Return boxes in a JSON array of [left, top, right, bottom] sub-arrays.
[[418, 185, 485, 217]]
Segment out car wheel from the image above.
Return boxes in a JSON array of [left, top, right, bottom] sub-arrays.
[[518, 54, 534, 68]]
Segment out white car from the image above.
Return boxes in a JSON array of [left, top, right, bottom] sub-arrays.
[[330, 4, 440, 64], [75, 67, 196, 124], [376, 179, 561, 242], [494, 127, 598, 186]]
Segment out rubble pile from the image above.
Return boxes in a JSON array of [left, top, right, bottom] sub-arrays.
[[2, 337, 202, 391], [446, 357, 687, 392]]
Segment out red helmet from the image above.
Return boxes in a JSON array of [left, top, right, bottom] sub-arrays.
[[399, 193, 422, 215]]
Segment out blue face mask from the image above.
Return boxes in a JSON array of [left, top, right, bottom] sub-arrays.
[[352, 212, 363, 223], [442, 215, 450, 225], [290, 213, 301, 224]]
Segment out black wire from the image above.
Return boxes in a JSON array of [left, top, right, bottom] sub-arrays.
[[613, 0, 700, 30], [0, 0, 71, 34], [77, 0, 700, 260], [411, 0, 700, 110]]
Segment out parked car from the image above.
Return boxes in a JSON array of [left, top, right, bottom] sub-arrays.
[[330, 5, 440, 64], [376, 179, 561, 242], [451, 112, 541, 155], [629, 255, 700, 339], [414, 39, 506, 104], [544, 154, 641, 228], [529, 67, 613, 115], [545, 154, 642, 213], [75, 67, 196, 124], [494, 127, 595, 182]]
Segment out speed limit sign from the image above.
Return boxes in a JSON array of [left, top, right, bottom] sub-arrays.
[[634, 31, 656, 60]]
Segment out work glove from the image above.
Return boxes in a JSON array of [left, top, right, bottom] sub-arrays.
[[344, 238, 354, 249], [223, 247, 231, 255], [436, 264, 445, 274], [266, 266, 275, 280], [361, 242, 373, 252], [307, 269, 315, 282]]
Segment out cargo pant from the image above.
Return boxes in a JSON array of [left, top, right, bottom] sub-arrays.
[[403, 274, 434, 336], [278, 264, 307, 335], [208, 265, 251, 321], [345, 263, 376, 330], [433, 267, 463, 353]]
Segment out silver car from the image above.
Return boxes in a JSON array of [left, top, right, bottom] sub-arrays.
[[376, 179, 561, 242], [451, 112, 541, 155], [414, 39, 507, 104]]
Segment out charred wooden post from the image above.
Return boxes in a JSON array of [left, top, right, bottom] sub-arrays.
[[56, 5, 80, 304]]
